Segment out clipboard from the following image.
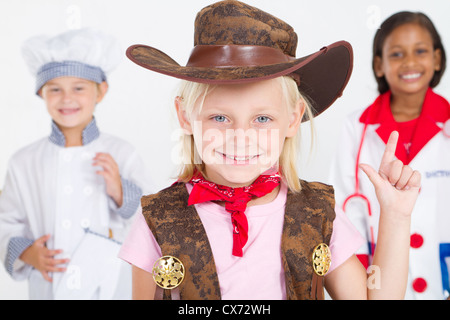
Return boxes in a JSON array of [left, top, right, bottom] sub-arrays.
[[440, 243, 450, 299]]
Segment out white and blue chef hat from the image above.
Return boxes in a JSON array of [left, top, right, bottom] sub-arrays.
[[21, 28, 122, 94]]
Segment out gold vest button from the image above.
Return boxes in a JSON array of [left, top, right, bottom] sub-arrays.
[[152, 256, 185, 289]]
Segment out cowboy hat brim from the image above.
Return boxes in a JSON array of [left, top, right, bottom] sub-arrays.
[[126, 40, 353, 118]]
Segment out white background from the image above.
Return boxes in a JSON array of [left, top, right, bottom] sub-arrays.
[[0, 0, 449, 299]]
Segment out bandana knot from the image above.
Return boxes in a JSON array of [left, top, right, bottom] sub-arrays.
[[188, 172, 281, 257]]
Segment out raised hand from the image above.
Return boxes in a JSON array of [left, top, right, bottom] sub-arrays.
[[93, 152, 123, 207], [359, 131, 421, 218], [358, 131, 421, 299]]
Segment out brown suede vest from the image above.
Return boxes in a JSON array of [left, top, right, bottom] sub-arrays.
[[141, 180, 335, 300]]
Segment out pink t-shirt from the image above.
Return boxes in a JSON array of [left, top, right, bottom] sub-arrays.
[[119, 183, 363, 299]]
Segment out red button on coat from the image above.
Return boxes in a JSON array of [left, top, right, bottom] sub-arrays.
[[412, 278, 427, 293], [410, 233, 424, 248]]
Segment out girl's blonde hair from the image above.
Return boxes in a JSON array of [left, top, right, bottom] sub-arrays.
[[175, 76, 315, 193]]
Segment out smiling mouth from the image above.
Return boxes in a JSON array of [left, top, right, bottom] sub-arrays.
[[59, 108, 80, 115], [217, 152, 261, 163], [400, 73, 422, 81]]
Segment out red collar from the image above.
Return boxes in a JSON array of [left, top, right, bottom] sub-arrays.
[[359, 88, 450, 164]]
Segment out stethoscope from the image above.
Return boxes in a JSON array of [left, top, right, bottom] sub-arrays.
[[342, 117, 376, 260], [342, 107, 450, 262]]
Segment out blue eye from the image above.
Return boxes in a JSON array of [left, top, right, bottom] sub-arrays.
[[256, 116, 271, 123], [213, 115, 227, 122]]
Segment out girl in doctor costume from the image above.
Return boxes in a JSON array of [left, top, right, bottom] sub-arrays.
[[119, 0, 421, 300], [0, 28, 153, 299], [330, 11, 450, 299]]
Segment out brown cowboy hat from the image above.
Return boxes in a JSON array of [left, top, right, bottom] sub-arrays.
[[127, 0, 353, 118]]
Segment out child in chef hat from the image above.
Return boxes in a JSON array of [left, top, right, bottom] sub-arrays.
[[0, 28, 154, 299]]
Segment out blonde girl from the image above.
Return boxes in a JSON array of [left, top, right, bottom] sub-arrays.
[[119, 1, 421, 300]]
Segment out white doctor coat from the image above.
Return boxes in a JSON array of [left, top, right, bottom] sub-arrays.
[[330, 89, 450, 300], [0, 120, 153, 299]]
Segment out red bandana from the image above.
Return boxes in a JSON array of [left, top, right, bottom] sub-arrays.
[[359, 88, 450, 164], [188, 172, 281, 257]]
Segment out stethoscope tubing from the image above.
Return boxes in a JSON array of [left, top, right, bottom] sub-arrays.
[[342, 109, 375, 259]]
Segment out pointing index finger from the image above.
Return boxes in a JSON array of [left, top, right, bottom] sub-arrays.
[[380, 131, 399, 166], [378, 131, 399, 180]]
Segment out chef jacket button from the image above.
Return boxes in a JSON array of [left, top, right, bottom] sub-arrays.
[[410, 233, 424, 249], [81, 152, 92, 160], [80, 219, 90, 228], [64, 185, 73, 195], [62, 219, 72, 229], [83, 186, 93, 196], [412, 277, 427, 293], [63, 153, 73, 162]]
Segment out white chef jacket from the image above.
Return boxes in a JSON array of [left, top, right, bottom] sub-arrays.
[[0, 119, 154, 299], [329, 89, 450, 300]]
